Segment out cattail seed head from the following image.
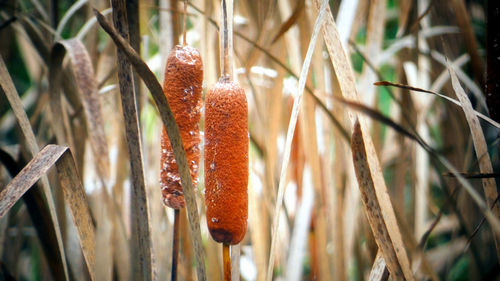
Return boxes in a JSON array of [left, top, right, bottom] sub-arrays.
[[205, 79, 248, 245], [160, 45, 203, 209]]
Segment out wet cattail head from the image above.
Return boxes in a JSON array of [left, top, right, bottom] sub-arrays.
[[160, 45, 203, 209], [205, 78, 248, 245]]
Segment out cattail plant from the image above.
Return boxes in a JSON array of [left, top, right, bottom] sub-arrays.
[[159, 1, 203, 280], [204, 0, 248, 280]]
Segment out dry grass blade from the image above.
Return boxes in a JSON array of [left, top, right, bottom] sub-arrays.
[[76, 8, 112, 40], [449, 65, 500, 262], [0, 145, 65, 218], [374, 81, 500, 129], [0, 145, 96, 280], [0, 58, 38, 158], [368, 251, 389, 281], [48, 43, 76, 149], [396, 0, 412, 37], [109, 0, 154, 280], [270, 0, 304, 44], [351, 120, 408, 281], [54, 146, 96, 280], [51, 38, 110, 180], [430, 50, 485, 109], [312, 1, 415, 279], [0, 56, 70, 281], [452, 0, 485, 85], [407, 0, 433, 34], [93, 9, 207, 281], [266, 0, 328, 279], [55, 0, 88, 38], [335, 94, 500, 238], [19, 17, 50, 62], [443, 172, 500, 179]]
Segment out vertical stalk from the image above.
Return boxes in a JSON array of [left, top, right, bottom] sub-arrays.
[[220, 0, 233, 79], [110, 0, 154, 280], [170, 0, 180, 45], [182, 0, 188, 46], [223, 243, 232, 281], [171, 209, 180, 281]]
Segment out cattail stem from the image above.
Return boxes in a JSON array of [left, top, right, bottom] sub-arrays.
[[223, 243, 231, 281], [171, 209, 180, 281], [220, 0, 233, 79], [182, 0, 188, 46]]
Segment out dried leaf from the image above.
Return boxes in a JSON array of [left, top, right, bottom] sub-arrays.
[[368, 251, 389, 281], [0, 145, 96, 280], [0, 56, 70, 281], [51, 38, 111, 180], [351, 120, 409, 281], [48, 43, 76, 150], [54, 147, 96, 280], [311, 1, 415, 279], [449, 65, 500, 261], [451, 0, 485, 85], [0, 146, 65, 218]]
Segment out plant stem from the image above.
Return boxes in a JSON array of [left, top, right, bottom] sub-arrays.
[[220, 0, 233, 79], [223, 243, 231, 281], [182, 0, 187, 46], [171, 209, 180, 281]]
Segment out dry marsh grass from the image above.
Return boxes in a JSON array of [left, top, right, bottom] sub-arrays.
[[0, 0, 499, 280]]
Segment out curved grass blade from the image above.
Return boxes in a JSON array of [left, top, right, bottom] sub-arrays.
[[48, 44, 76, 150], [51, 38, 111, 181], [55, 0, 88, 38], [449, 65, 500, 263], [374, 81, 500, 129]]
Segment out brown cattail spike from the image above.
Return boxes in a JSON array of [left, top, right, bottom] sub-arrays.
[[205, 78, 248, 245], [160, 45, 203, 209]]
